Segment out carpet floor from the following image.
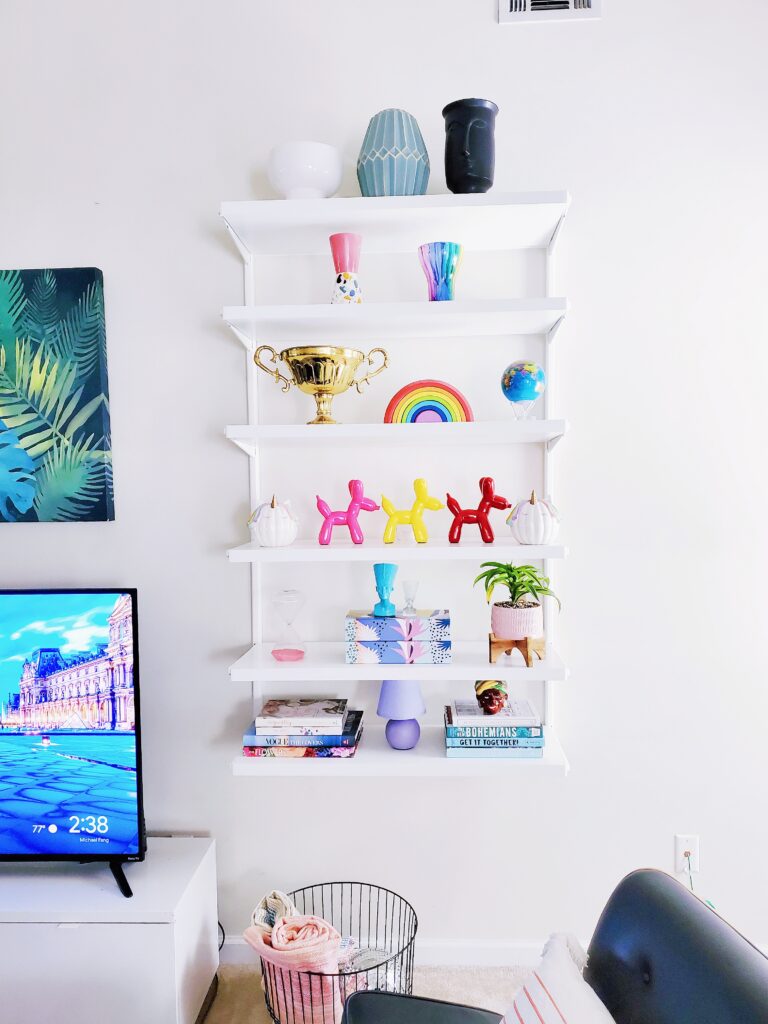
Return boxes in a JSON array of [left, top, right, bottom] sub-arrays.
[[205, 966, 528, 1024]]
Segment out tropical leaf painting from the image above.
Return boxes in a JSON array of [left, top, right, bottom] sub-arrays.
[[0, 268, 113, 522], [0, 420, 35, 521]]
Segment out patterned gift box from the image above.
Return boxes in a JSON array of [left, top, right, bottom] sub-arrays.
[[345, 640, 452, 665], [345, 610, 451, 643]]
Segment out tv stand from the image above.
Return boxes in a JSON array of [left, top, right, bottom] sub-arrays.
[[109, 859, 133, 898], [0, 838, 217, 1024]]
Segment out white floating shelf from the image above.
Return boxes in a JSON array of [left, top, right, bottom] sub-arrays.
[[228, 538, 567, 564], [231, 725, 568, 777], [226, 419, 567, 454], [228, 642, 567, 683], [223, 299, 567, 348], [220, 191, 570, 256]]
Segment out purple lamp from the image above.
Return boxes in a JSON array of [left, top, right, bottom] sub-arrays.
[[377, 679, 426, 750]]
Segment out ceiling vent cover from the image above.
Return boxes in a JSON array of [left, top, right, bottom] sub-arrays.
[[499, 0, 602, 22]]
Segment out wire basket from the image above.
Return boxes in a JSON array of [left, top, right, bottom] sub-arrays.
[[260, 881, 418, 1024]]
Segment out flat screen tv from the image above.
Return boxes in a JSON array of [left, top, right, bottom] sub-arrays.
[[0, 589, 145, 895]]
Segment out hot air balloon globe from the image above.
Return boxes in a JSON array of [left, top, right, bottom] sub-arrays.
[[501, 361, 546, 419]]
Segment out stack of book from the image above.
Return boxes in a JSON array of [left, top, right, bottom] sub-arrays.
[[243, 698, 363, 759], [444, 698, 544, 759], [344, 609, 452, 664]]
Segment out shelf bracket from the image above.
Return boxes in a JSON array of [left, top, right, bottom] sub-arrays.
[[226, 435, 257, 457], [546, 316, 565, 346], [222, 218, 252, 264], [546, 214, 567, 258], [224, 320, 255, 352], [545, 215, 567, 297]]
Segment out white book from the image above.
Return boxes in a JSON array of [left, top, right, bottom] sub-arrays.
[[450, 698, 540, 728], [248, 722, 349, 737], [253, 697, 348, 728]]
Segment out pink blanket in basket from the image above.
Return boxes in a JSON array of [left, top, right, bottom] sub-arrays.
[[244, 915, 342, 1024]]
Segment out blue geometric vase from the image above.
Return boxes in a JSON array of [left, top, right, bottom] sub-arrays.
[[357, 109, 430, 197]]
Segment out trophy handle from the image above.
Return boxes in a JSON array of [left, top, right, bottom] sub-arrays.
[[253, 345, 292, 392], [354, 347, 389, 394]]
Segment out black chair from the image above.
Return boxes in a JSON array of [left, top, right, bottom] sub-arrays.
[[343, 992, 501, 1024], [585, 868, 768, 1023], [343, 869, 768, 1024]]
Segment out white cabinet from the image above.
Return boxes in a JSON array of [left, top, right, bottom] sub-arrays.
[[0, 837, 218, 1024]]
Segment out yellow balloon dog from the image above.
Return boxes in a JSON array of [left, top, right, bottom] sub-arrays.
[[382, 478, 444, 544]]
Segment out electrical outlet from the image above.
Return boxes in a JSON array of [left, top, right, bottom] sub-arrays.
[[675, 834, 700, 873]]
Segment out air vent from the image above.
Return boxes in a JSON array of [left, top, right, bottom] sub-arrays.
[[499, 0, 601, 22]]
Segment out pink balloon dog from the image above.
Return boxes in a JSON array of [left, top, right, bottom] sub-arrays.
[[316, 479, 380, 545]]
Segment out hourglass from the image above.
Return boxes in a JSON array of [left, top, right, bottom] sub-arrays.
[[270, 589, 306, 662]]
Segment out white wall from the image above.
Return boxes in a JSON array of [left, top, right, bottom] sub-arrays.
[[2, 0, 768, 961]]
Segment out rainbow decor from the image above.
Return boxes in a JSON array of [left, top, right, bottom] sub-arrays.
[[384, 380, 473, 424]]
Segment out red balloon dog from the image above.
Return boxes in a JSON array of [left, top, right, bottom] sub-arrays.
[[446, 477, 511, 544]]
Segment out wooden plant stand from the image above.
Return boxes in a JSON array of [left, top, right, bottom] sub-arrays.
[[488, 632, 546, 667]]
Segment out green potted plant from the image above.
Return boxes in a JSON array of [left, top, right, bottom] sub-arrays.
[[474, 562, 560, 640]]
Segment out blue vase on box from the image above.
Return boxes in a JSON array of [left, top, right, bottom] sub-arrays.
[[357, 109, 430, 197], [373, 563, 398, 618]]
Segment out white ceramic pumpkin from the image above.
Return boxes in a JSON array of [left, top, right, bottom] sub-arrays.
[[506, 491, 560, 545], [248, 496, 299, 547]]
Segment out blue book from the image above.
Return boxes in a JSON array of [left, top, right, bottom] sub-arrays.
[[445, 727, 543, 739], [445, 736, 544, 748], [445, 746, 544, 759], [243, 710, 362, 747]]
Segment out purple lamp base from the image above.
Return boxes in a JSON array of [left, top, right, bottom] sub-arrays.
[[385, 718, 421, 750]]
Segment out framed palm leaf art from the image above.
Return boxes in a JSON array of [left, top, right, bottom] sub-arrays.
[[0, 267, 114, 522]]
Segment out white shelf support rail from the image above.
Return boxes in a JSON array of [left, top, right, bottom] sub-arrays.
[[541, 216, 567, 732], [239, 249, 263, 709]]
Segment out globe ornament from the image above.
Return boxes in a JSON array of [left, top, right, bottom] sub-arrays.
[[501, 361, 546, 419]]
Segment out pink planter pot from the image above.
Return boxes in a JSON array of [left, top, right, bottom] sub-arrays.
[[491, 602, 544, 640]]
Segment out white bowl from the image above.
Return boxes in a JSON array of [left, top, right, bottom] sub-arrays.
[[267, 141, 343, 199]]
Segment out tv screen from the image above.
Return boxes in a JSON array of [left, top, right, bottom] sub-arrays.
[[0, 589, 144, 861]]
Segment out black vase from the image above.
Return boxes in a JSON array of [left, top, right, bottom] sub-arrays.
[[442, 98, 499, 194]]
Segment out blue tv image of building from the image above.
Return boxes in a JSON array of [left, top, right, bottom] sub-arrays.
[[0, 595, 139, 856], [2, 594, 134, 732]]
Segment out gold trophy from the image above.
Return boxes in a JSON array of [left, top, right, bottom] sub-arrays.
[[253, 345, 389, 425]]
